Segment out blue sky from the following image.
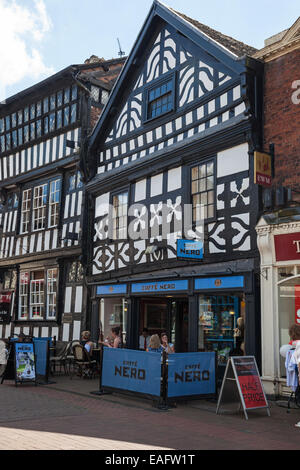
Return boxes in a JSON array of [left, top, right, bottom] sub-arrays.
[[0, 0, 299, 100]]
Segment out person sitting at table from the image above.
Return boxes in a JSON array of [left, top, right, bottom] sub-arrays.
[[160, 332, 175, 354], [139, 328, 150, 350], [147, 334, 163, 353], [80, 330, 94, 355], [100, 327, 123, 349]]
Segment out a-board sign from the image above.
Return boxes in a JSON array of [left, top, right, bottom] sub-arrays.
[[15, 343, 36, 384], [216, 356, 270, 420]]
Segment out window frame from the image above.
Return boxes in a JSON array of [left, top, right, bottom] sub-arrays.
[[143, 72, 176, 124], [189, 156, 217, 225], [20, 176, 62, 235], [18, 267, 58, 321], [109, 188, 129, 241]]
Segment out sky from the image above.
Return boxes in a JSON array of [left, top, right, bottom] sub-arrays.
[[0, 0, 299, 101]]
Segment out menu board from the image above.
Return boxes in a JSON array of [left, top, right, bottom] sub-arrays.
[[232, 357, 267, 409], [15, 343, 36, 383], [216, 356, 270, 420]]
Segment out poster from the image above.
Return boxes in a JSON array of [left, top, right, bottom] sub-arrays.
[[15, 343, 36, 382], [232, 357, 267, 409]]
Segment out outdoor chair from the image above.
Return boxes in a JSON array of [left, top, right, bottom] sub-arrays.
[[65, 340, 80, 374], [49, 341, 69, 375], [71, 344, 97, 379]]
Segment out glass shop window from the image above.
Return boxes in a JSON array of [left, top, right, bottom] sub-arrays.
[[278, 271, 300, 377], [99, 297, 128, 347], [198, 294, 245, 364]]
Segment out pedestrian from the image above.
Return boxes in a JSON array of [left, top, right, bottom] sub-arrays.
[[100, 326, 123, 348], [80, 330, 95, 355], [139, 328, 150, 350], [160, 332, 175, 353], [147, 334, 163, 352]]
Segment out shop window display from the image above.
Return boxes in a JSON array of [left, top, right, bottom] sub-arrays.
[[198, 294, 244, 364], [99, 297, 128, 346]]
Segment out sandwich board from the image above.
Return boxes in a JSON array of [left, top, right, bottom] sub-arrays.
[[216, 356, 270, 420], [1, 342, 36, 386]]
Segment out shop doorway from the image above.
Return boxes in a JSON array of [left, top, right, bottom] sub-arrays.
[[138, 297, 188, 353]]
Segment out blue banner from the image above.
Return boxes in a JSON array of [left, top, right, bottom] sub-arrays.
[[194, 276, 244, 290], [167, 352, 216, 398], [33, 338, 49, 377], [131, 280, 188, 294], [97, 284, 127, 296], [101, 348, 162, 397]]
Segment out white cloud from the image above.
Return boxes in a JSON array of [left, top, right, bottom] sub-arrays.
[[0, 0, 54, 101]]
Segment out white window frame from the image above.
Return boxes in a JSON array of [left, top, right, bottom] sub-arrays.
[[32, 184, 47, 231], [20, 189, 32, 234], [112, 192, 128, 240], [18, 272, 29, 319], [48, 179, 60, 228], [46, 268, 57, 319], [30, 274, 44, 319]]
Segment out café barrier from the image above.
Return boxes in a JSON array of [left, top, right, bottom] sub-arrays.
[[33, 338, 50, 384], [98, 347, 217, 405]]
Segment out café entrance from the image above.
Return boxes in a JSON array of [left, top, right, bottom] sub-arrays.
[[139, 297, 189, 352]]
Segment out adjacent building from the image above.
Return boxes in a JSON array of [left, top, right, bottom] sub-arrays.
[[0, 57, 125, 342], [86, 0, 264, 378], [254, 17, 300, 397]]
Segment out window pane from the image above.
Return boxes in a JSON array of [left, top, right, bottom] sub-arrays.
[[56, 110, 62, 129], [43, 97, 49, 114], [50, 94, 56, 110], [11, 113, 17, 128], [30, 104, 35, 120], [70, 104, 77, 123], [64, 107, 69, 126], [24, 107, 29, 122], [57, 91, 63, 107], [36, 101, 42, 117], [64, 88, 70, 104]]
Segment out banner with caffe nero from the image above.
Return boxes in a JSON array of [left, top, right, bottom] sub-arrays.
[[101, 348, 162, 397], [167, 352, 216, 398]]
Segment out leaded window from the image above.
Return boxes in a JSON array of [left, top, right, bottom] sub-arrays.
[[32, 184, 48, 231], [48, 179, 61, 227], [20, 189, 32, 234], [47, 269, 57, 319]]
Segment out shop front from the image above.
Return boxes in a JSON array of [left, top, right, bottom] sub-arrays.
[[257, 210, 300, 397], [91, 272, 253, 382]]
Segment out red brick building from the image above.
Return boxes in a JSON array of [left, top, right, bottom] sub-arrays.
[[254, 17, 300, 195]]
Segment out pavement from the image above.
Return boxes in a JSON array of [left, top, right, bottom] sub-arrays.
[[0, 373, 300, 451]]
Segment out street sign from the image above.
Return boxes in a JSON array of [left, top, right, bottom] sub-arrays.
[[254, 151, 272, 187], [216, 356, 270, 420]]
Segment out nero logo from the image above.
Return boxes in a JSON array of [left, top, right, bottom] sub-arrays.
[[174, 370, 210, 383], [115, 366, 146, 380]]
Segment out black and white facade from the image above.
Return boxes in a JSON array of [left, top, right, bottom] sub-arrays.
[[0, 59, 125, 341], [87, 1, 264, 371]]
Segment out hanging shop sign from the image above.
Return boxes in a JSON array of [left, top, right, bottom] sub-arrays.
[[274, 232, 300, 261], [167, 352, 216, 399], [177, 239, 203, 260], [131, 279, 188, 294], [195, 276, 244, 291], [0, 292, 12, 323], [96, 284, 127, 296], [101, 348, 162, 397], [254, 151, 272, 187], [216, 356, 270, 420]]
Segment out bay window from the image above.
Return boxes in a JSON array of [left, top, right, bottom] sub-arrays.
[[18, 268, 58, 321]]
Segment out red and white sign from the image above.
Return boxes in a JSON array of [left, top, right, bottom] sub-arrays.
[[274, 232, 300, 262], [0, 292, 12, 303], [232, 357, 268, 410]]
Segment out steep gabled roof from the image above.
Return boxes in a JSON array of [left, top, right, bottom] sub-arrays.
[[170, 8, 257, 58], [89, 0, 256, 151]]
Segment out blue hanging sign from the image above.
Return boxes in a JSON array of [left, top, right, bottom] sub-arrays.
[[131, 279, 188, 294], [194, 276, 244, 290], [167, 352, 216, 398], [101, 348, 162, 397], [177, 239, 203, 260], [96, 284, 127, 296]]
